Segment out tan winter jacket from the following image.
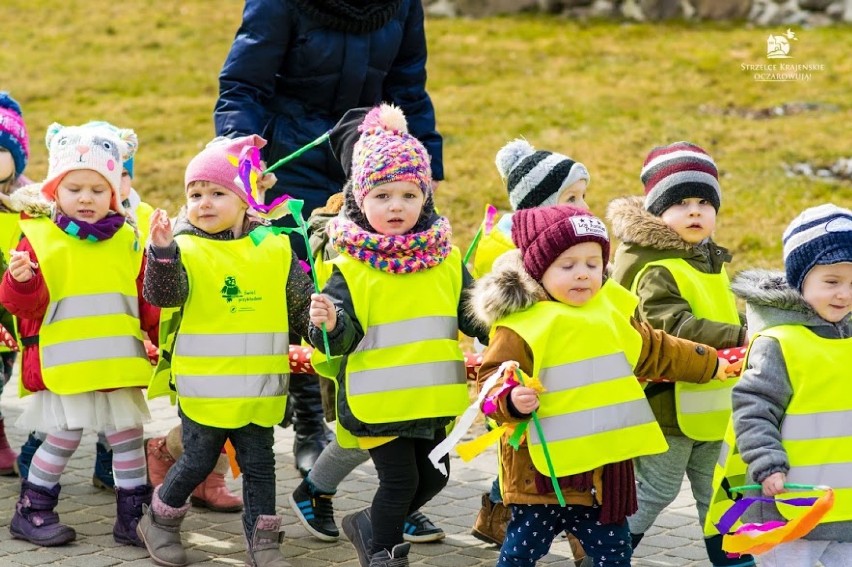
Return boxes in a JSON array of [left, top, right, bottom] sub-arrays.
[[470, 250, 721, 507]]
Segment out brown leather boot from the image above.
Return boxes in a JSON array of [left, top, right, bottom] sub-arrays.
[[471, 493, 511, 546]]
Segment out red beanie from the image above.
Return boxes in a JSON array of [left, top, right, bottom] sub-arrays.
[[511, 204, 610, 281]]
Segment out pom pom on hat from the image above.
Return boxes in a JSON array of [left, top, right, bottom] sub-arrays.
[[512, 204, 610, 282], [349, 104, 432, 207], [641, 141, 721, 216], [496, 138, 590, 211], [783, 203, 852, 293], [0, 92, 30, 177], [41, 123, 136, 215], [184, 135, 267, 203]]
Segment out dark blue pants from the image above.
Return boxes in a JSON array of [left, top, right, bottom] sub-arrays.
[[498, 504, 631, 567]]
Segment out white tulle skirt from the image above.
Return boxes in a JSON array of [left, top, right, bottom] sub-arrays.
[[16, 388, 151, 433]]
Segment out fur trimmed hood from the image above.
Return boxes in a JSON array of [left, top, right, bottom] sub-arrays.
[[732, 269, 851, 337], [468, 249, 549, 329], [607, 196, 692, 251], [5, 183, 52, 218]]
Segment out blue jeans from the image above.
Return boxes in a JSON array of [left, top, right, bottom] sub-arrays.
[[498, 503, 631, 567], [159, 409, 276, 535]]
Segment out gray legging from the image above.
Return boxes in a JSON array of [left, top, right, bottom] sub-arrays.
[[307, 436, 370, 493]]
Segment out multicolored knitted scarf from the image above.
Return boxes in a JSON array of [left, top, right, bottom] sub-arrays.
[[327, 215, 452, 274]]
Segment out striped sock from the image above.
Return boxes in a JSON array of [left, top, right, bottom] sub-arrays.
[[28, 429, 83, 488], [105, 427, 146, 489]]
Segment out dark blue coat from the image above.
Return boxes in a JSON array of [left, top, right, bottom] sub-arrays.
[[214, 0, 443, 218]]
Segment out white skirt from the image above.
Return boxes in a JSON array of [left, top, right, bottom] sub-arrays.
[[16, 388, 151, 433]]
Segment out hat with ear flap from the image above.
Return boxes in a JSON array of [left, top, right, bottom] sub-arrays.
[[41, 122, 137, 215]]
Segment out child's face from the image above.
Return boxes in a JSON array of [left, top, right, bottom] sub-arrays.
[[186, 182, 247, 235], [660, 198, 717, 244], [361, 180, 424, 236], [0, 149, 14, 195], [119, 169, 132, 201], [556, 179, 588, 210], [56, 169, 113, 222], [540, 241, 604, 307], [801, 262, 852, 323]]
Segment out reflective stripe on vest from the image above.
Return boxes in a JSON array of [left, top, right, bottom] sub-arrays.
[[168, 231, 292, 428], [176, 374, 288, 398], [767, 325, 852, 523], [633, 258, 741, 441], [20, 218, 152, 394], [497, 280, 668, 477], [335, 248, 467, 425], [46, 293, 139, 324]]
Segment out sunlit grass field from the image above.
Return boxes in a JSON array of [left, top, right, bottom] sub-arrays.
[[2, 2, 849, 272]]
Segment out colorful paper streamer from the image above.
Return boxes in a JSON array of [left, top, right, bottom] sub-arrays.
[[717, 483, 834, 556]]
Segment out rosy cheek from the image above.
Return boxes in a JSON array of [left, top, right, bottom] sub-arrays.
[[107, 160, 115, 171]]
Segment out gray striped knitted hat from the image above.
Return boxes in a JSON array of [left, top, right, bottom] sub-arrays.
[[641, 141, 721, 216], [496, 139, 590, 211], [783, 203, 852, 293]]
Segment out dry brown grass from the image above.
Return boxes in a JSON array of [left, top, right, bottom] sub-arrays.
[[2, 2, 849, 272]]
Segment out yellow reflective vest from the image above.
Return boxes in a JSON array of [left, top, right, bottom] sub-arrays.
[[472, 216, 514, 278], [134, 201, 154, 244], [334, 247, 468, 425], [632, 258, 740, 441], [495, 280, 669, 477], [20, 217, 152, 394], [151, 231, 292, 429]]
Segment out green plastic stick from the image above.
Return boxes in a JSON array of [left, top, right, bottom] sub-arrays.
[[263, 132, 330, 174], [462, 224, 484, 267], [515, 369, 565, 506], [729, 483, 825, 494]]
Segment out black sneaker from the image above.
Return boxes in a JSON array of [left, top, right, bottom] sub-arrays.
[[402, 510, 445, 543], [289, 479, 340, 541], [342, 508, 373, 567]]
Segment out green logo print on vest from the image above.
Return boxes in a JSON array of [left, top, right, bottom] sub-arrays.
[[221, 275, 242, 302]]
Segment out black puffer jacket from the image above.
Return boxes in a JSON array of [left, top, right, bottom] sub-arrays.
[[214, 0, 443, 217]]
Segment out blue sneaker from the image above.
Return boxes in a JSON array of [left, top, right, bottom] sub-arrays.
[[13, 433, 43, 479], [402, 510, 445, 543], [93, 442, 114, 490]]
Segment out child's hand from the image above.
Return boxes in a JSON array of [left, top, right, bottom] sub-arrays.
[[714, 357, 731, 381], [257, 171, 277, 193], [310, 293, 337, 332], [510, 386, 540, 414], [149, 209, 174, 249], [8, 251, 38, 283], [762, 472, 787, 496]]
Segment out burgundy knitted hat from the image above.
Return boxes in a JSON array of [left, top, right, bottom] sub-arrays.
[[640, 141, 720, 216], [511, 204, 610, 281]]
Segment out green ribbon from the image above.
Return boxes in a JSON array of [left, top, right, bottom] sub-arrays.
[[729, 483, 824, 494], [512, 369, 565, 506]]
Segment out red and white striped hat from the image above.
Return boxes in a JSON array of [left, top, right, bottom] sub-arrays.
[[640, 141, 720, 216]]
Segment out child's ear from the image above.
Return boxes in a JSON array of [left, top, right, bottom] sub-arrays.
[[45, 122, 64, 149]]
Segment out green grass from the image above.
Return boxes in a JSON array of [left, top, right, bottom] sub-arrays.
[[1, 2, 849, 272]]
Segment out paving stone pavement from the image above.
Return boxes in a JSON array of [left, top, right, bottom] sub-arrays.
[[0, 375, 716, 566]]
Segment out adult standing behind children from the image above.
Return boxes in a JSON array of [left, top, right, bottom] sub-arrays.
[[214, 0, 444, 477]]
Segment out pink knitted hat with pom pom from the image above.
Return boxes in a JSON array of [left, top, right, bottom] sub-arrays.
[[350, 104, 432, 207]]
